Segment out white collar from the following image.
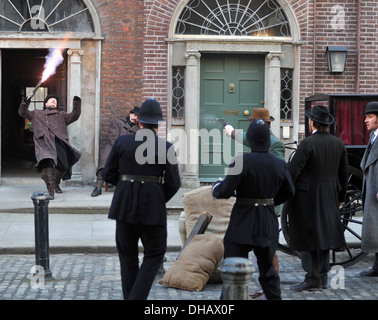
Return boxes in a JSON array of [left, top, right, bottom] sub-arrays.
[[372, 128, 378, 143]]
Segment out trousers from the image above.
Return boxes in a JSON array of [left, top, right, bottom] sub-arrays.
[[115, 221, 167, 300], [300, 250, 330, 281], [223, 241, 281, 300]]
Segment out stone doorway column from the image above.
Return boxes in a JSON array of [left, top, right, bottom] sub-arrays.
[[182, 50, 201, 188], [67, 48, 84, 185], [265, 52, 282, 138]]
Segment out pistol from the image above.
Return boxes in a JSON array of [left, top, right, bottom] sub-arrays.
[[216, 118, 229, 127], [27, 80, 42, 100]]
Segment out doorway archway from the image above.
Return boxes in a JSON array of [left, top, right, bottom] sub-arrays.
[[167, 0, 301, 186], [0, 0, 102, 185]]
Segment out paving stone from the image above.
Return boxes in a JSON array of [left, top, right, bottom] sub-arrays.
[[1, 251, 378, 300]]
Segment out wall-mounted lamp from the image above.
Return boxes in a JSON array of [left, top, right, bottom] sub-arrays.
[[326, 46, 348, 73]]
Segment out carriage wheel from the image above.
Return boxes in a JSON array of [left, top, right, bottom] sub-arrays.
[[331, 166, 367, 267], [279, 166, 367, 267], [279, 203, 300, 257]]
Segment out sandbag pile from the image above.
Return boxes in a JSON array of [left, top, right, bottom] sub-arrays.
[[159, 186, 233, 291]]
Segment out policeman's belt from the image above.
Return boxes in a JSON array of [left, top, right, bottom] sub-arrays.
[[236, 198, 274, 207], [120, 174, 162, 183]]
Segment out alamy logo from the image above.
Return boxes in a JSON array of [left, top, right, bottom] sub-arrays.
[[30, 5, 46, 30], [330, 5, 345, 31], [330, 265, 345, 289], [30, 265, 45, 289], [134, 127, 244, 175]]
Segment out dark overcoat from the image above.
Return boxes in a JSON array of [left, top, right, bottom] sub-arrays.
[[18, 98, 81, 178], [97, 117, 140, 173], [212, 151, 295, 247], [360, 132, 378, 252], [287, 131, 349, 251], [102, 129, 181, 225]]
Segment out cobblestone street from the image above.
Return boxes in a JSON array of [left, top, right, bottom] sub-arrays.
[[1, 251, 378, 301]]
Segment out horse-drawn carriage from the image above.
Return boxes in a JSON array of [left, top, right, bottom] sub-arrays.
[[280, 93, 378, 267]]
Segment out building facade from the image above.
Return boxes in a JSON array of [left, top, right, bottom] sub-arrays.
[[0, 0, 377, 187]]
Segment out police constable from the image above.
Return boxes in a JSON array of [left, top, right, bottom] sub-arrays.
[[224, 107, 285, 291], [102, 98, 181, 300], [212, 119, 295, 300], [18, 94, 81, 199]]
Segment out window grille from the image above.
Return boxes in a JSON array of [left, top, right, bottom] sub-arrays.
[[280, 69, 293, 120], [26, 86, 48, 111], [176, 0, 291, 37], [0, 0, 93, 32], [172, 66, 185, 118]]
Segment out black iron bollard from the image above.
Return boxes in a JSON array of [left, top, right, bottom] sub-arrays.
[[31, 192, 53, 280], [219, 257, 254, 300]]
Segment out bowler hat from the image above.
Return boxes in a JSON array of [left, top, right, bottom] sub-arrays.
[[130, 106, 141, 116], [138, 98, 163, 124], [305, 105, 334, 125], [246, 119, 271, 152], [248, 108, 275, 122], [362, 101, 378, 115]]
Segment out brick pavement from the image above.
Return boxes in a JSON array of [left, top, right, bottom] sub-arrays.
[[1, 251, 378, 301]]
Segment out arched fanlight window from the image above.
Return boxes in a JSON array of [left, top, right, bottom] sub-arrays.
[[176, 0, 291, 37], [0, 0, 94, 33]]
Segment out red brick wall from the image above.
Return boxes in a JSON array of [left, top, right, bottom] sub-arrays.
[[92, 0, 144, 149], [143, 0, 180, 119], [93, 0, 378, 145], [291, 0, 378, 127], [359, 1, 378, 93]]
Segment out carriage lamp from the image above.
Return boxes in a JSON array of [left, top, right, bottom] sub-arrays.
[[326, 46, 348, 73]]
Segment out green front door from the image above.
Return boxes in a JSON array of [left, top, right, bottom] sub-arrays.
[[199, 54, 265, 182]]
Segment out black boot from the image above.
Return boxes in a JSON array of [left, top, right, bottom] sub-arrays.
[[91, 186, 102, 197], [41, 167, 55, 200], [91, 172, 103, 197], [53, 169, 65, 194], [291, 276, 322, 292]]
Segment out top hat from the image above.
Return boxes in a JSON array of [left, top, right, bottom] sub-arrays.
[[248, 108, 275, 122], [246, 119, 271, 152], [130, 106, 141, 116], [362, 101, 378, 115], [305, 105, 334, 125], [138, 98, 164, 124]]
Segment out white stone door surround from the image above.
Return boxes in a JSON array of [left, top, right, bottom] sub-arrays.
[[168, 1, 301, 188], [0, 0, 103, 185]]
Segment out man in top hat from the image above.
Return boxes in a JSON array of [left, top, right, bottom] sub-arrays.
[[102, 98, 180, 300], [91, 106, 141, 197], [212, 119, 295, 300], [19, 93, 81, 200], [359, 101, 378, 276], [288, 105, 348, 291]]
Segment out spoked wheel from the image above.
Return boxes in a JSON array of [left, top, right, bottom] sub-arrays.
[[279, 166, 367, 268], [331, 166, 367, 268], [279, 202, 300, 258]]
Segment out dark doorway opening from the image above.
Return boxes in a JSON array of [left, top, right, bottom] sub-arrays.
[[1, 49, 67, 182]]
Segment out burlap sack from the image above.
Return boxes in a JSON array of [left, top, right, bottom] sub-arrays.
[[182, 186, 234, 239], [159, 234, 224, 291]]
